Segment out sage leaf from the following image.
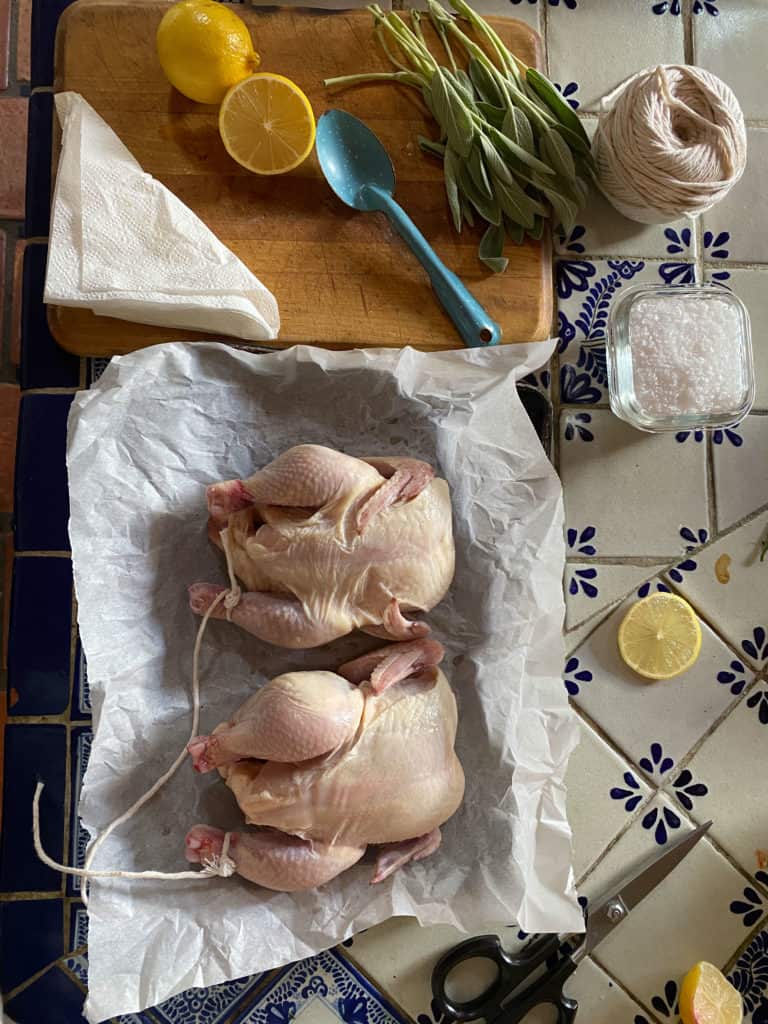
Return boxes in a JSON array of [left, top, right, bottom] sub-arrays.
[[492, 174, 535, 229], [540, 126, 577, 183], [534, 172, 579, 233], [418, 135, 446, 159], [553, 121, 594, 162], [460, 193, 475, 228], [467, 143, 493, 200], [503, 107, 534, 154], [477, 102, 506, 130], [489, 126, 555, 176], [479, 134, 513, 187], [468, 56, 504, 107], [526, 214, 544, 241], [479, 223, 508, 274], [444, 147, 463, 233], [459, 164, 502, 225], [504, 217, 525, 245], [453, 68, 475, 102], [430, 69, 474, 158], [525, 67, 591, 149]]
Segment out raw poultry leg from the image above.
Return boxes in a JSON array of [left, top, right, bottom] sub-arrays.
[[240, 445, 379, 511], [338, 638, 445, 694], [207, 479, 255, 533], [370, 828, 443, 884], [356, 456, 435, 531], [185, 825, 365, 892], [188, 670, 362, 773], [188, 584, 342, 648]]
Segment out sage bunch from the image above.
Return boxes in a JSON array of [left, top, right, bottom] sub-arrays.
[[325, 0, 595, 273]]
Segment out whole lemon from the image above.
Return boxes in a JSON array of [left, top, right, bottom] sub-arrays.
[[156, 0, 261, 105]]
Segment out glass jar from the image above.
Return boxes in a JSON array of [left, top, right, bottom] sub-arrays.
[[606, 282, 754, 433]]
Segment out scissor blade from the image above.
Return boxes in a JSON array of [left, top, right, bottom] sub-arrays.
[[583, 821, 712, 956]]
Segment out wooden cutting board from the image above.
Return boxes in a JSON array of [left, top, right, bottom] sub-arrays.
[[50, 0, 552, 355]]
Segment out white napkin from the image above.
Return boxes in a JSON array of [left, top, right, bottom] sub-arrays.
[[45, 92, 280, 342]]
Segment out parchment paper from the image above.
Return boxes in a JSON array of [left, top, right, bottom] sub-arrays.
[[66, 342, 582, 1023]]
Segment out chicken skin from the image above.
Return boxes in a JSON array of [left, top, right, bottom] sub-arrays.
[[188, 445, 455, 648], [185, 639, 465, 891]]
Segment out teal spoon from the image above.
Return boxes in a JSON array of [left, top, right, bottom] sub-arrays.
[[316, 109, 502, 348]]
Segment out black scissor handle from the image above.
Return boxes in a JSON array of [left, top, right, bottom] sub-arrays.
[[431, 933, 561, 1022]]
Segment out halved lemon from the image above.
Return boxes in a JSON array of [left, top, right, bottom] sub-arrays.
[[219, 73, 316, 175], [617, 592, 702, 680], [679, 961, 742, 1024]]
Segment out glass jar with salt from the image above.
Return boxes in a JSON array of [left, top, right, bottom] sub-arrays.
[[606, 283, 754, 432]]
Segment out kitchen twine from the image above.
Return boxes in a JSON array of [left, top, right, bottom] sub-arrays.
[[592, 63, 747, 225], [32, 527, 244, 898]]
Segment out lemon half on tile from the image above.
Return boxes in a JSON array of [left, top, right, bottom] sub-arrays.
[[617, 593, 702, 680], [219, 73, 316, 175], [679, 961, 742, 1024]]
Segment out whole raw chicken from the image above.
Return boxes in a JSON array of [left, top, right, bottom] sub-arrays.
[[188, 445, 454, 648], [185, 639, 465, 890]]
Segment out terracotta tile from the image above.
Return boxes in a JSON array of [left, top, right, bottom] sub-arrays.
[[0, 0, 10, 90], [16, 0, 31, 82], [10, 237, 26, 365], [0, 384, 19, 516], [0, 98, 28, 219]]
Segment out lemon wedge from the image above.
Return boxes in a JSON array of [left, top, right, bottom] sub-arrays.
[[157, 0, 260, 106], [679, 961, 742, 1024], [617, 593, 702, 680], [219, 73, 316, 175]]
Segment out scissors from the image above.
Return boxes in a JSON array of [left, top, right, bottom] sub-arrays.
[[432, 820, 712, 1024]]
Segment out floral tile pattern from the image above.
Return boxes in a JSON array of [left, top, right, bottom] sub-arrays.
[[4, 1, 768, 1023]]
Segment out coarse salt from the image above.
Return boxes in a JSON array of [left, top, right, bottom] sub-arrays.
[[628, 294, 747, 416]]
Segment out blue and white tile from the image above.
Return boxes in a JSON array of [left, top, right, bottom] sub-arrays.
[[340, 917, 476, 1022], [718, 267, 768, 410], [554, 146, 690, 261], [565, 717, 651, 879], [67, 726, 93, 897], [571, 578, 752, 776], [712, 415, 768, 530], [509, 955, 653, 1024], [559, 410, 708, 558], [547, 0, 684, 112], [565, 561, 667, 630], [674, 510, 768, 671], [557, 260, 679, 405], [674, 685, 768, 886], [238, 948, 410, 1024], [729, 928, 768, 1022], [71, 639, 92, 721], [702, 129, 768, 264], [580, 795, 758, 1013], [149, 972, 267, 1024], [693, 0, 768, 120]]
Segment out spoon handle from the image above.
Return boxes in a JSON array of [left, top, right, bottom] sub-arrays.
[[375, 190, 502, 348]]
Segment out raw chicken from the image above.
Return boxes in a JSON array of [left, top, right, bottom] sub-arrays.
[[185, 639, 465, 891], [188, 445, 454, 648]]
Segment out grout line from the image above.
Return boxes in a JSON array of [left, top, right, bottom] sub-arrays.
[[0, 890, 64, 901], [20, 386, 82, 396], [14, 550, 71, 558], [56, 959, 87, 994], [589, 951, 666, 1024], [566, 555, 683, 566], [338, 948, 420, 1024], [705, 432, 718, 539], [682, 0, 694, 65]]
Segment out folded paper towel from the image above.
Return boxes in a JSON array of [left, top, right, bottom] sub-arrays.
[[44, 92, 280, 342]]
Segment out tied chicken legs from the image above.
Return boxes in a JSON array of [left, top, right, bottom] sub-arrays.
[[185, 639, 465, 891], [189, 445, 455, 648]]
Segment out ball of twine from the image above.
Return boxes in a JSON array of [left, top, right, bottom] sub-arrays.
[[592, 64, 747, 225]]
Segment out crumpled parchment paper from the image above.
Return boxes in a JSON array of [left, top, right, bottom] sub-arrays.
[[66, 341, 582, 1023]]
